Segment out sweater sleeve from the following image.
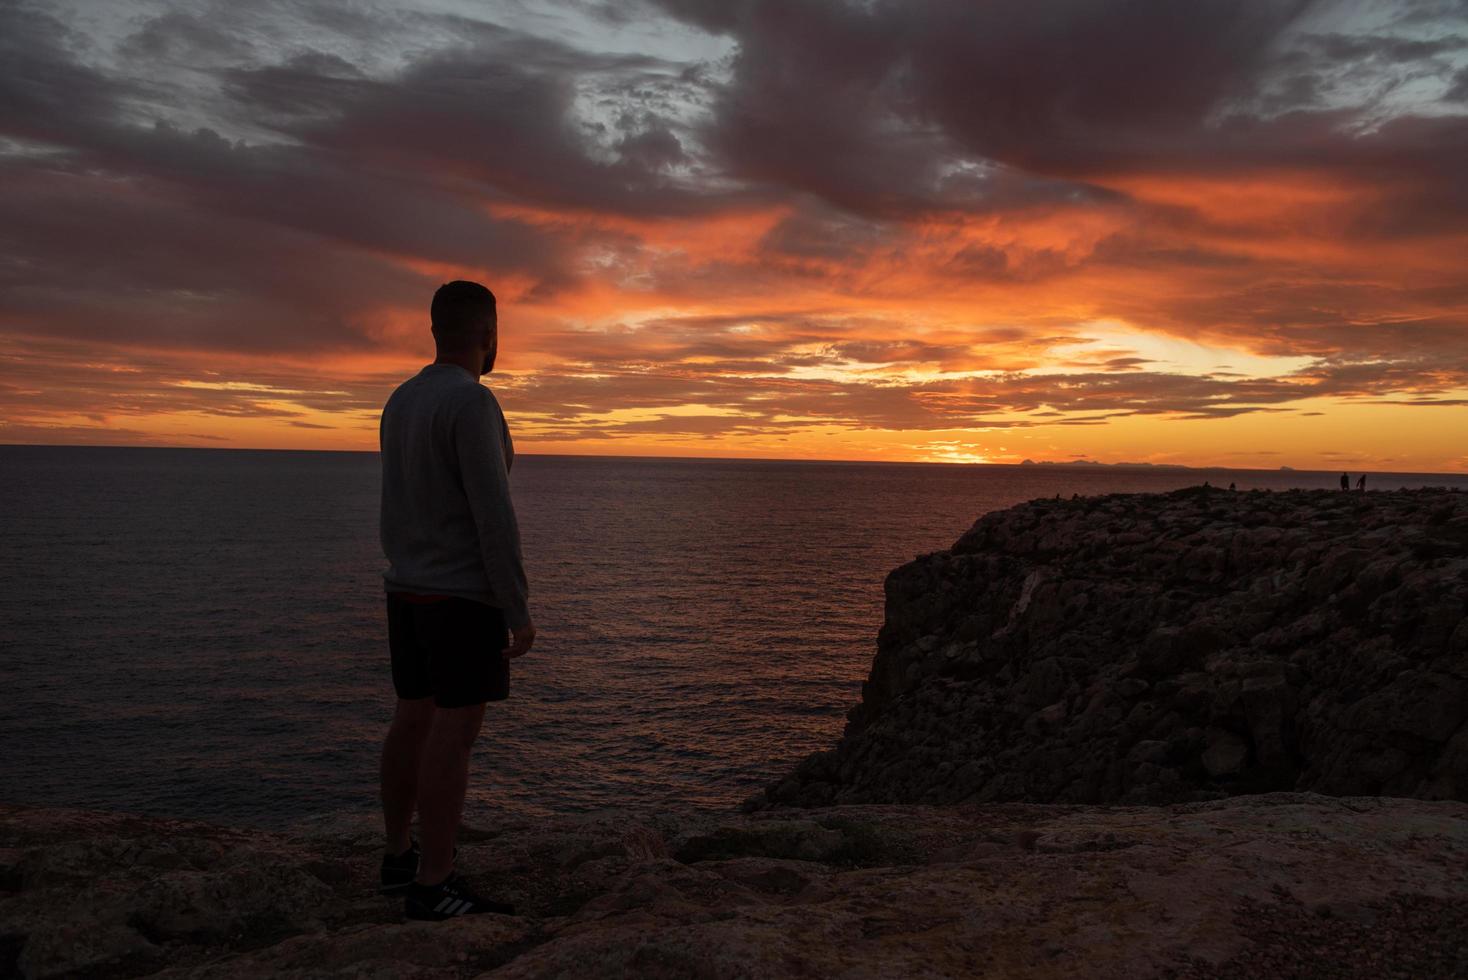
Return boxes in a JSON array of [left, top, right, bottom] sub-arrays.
[[453, 387, 531, 630]]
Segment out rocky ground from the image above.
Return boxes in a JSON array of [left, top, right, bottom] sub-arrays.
[[3, 793, 1467, 979], [761, 488, 1468, 809]]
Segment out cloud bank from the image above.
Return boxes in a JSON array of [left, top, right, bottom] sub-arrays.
[[1, 0, 1465, 467]]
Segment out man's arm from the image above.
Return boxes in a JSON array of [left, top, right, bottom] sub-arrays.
[[453, 387, 532, 637]]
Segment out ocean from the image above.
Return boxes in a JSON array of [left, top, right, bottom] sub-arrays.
[[2, 444, 1465, 830]]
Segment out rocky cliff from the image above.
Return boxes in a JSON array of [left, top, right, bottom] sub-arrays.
[[761, 488, 1468, 809]]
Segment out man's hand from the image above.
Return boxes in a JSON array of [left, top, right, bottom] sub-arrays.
[[502, 618, 535, 660]]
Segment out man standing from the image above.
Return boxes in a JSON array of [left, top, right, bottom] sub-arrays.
[[376, 280, 535, 920]]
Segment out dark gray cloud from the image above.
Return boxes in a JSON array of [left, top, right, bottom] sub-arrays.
[[220, 22, 731, 218], [0, 1, 730, 356], [116, 8, 261, 63], [654, 0, 1468, 213], [655, 0, 1308, 184], [0, 5, 136, 146]]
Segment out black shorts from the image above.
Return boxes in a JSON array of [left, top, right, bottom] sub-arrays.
[[386, 593, 510, 707]]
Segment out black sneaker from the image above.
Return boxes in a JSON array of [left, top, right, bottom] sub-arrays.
[[404, 871, 515, 920], [379, 839, 420, 894], [380, 841, 461, 894]]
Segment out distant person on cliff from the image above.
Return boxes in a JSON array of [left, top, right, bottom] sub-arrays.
[[1357, 474, 1367, 491], [376, 280, 534, 920], [1340, 472, 1350, 491]]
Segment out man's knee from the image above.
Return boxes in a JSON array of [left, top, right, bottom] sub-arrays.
[[429, 703, 485, 751]]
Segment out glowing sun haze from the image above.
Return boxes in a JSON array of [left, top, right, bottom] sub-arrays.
[[2, 0, 1466, 470]]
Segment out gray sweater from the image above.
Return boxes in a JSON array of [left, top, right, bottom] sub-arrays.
[[379, 362, 530, 630]]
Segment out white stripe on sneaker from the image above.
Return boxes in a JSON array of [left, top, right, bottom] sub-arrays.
[[446, 899, 467, 915], [434, 896, 456, 914]]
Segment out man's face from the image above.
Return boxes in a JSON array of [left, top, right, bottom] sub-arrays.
[[480, 315, 498, 375]]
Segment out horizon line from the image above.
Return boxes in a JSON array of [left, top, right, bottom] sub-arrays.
[[3, 442, 1466, 478]]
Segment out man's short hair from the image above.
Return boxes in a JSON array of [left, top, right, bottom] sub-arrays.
[[430, 281, 496, 347]]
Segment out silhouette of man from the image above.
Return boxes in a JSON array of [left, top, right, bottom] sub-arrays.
[[376, 280, 534, 920], [1340, 472, 1350, 491], [1357, 474, 1366, 491]]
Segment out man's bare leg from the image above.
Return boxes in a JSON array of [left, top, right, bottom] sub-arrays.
[[380, 696, 436, 854], [415, 702, 486, 885]]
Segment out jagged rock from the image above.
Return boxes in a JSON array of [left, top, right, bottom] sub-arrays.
[[1203, 728, 1249, 776], [14, 920, 157, 979], [760, 488, 1468, 809], [129, 863, 337, 942]]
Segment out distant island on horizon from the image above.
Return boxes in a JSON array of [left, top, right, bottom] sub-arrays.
[[1018, 458, 1304, 472]]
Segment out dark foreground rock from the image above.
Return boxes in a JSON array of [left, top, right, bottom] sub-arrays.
[[761, 488, 1468, 809], [2, 795, 1466, 979]]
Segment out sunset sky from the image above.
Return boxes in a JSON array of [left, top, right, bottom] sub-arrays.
[[2, 0, 1466, 470]]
